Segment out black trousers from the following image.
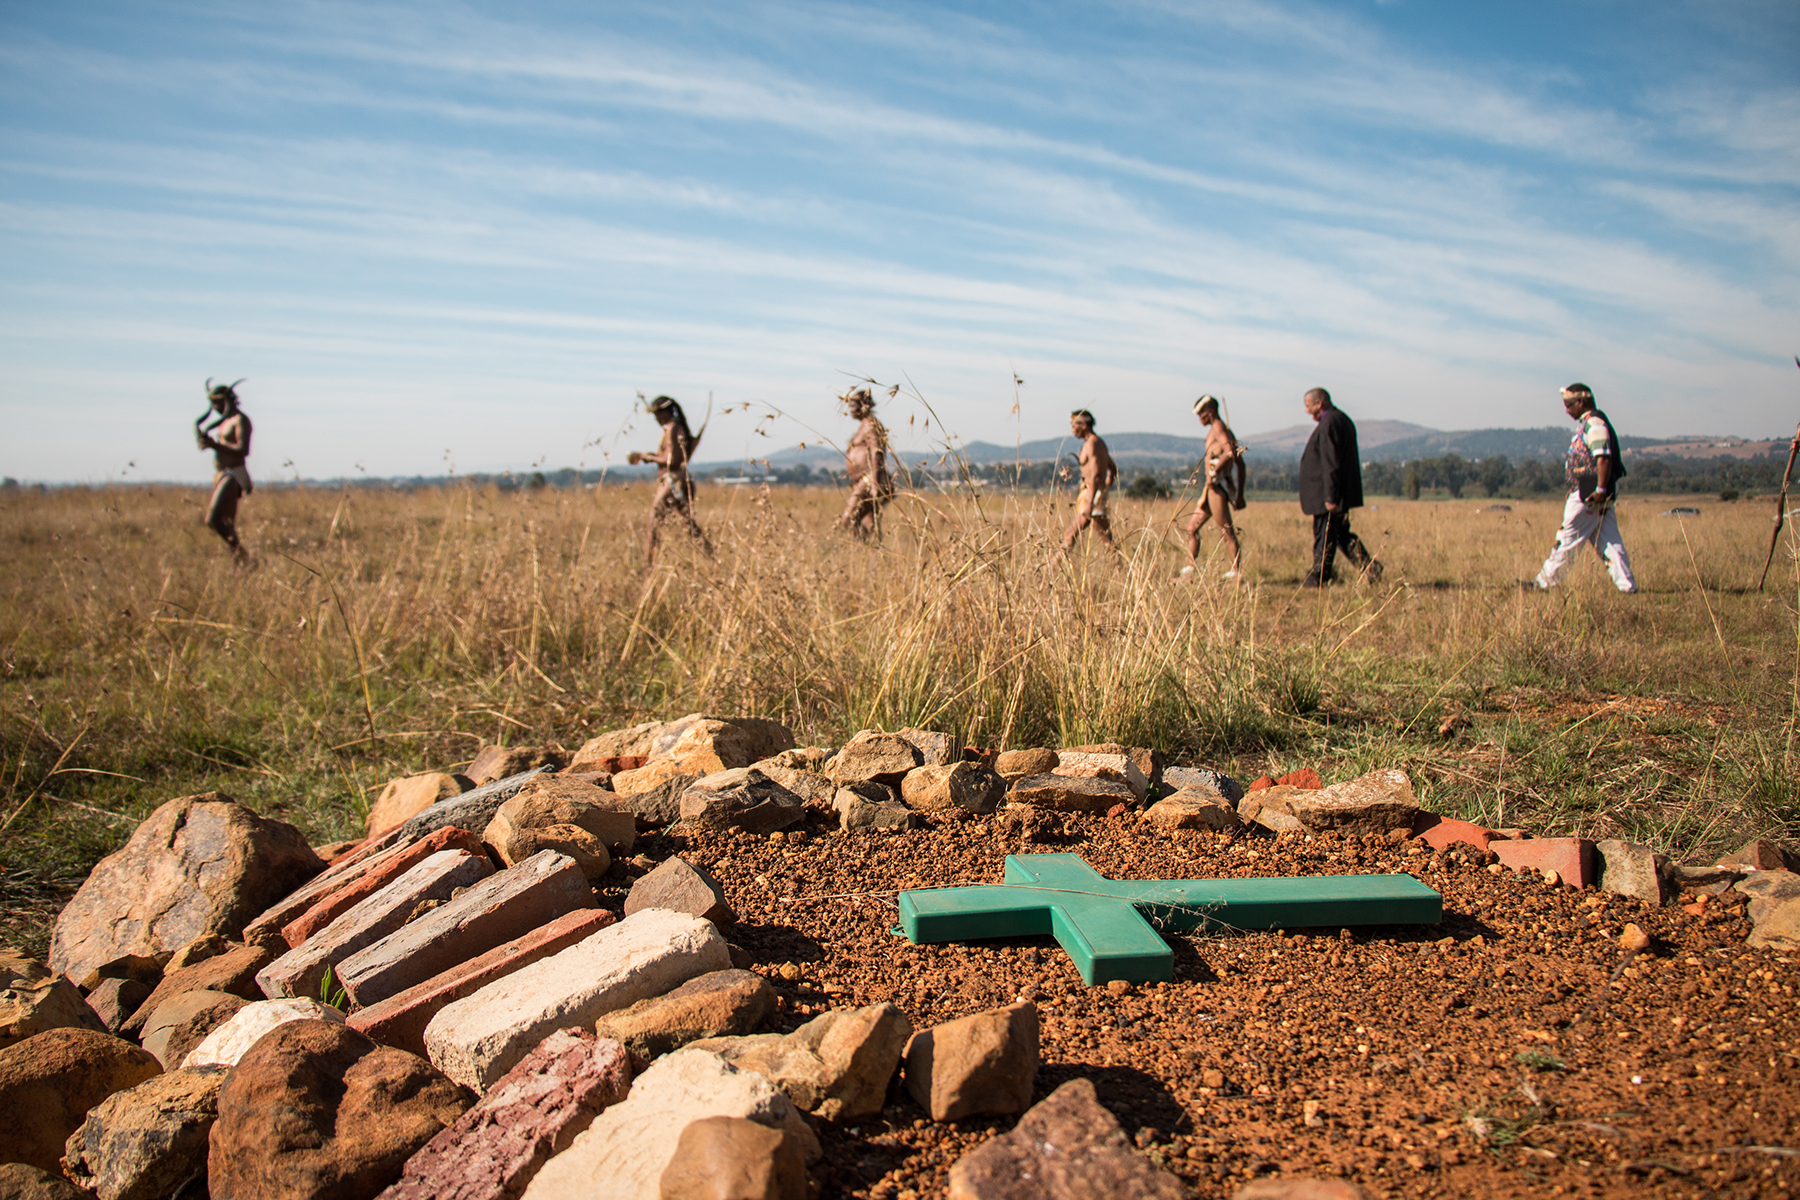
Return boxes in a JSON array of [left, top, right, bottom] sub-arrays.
[[1308, 511, 1374, 583]]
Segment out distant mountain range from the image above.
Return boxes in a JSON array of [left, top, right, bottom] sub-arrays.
[[731, 423, 1786, 470]]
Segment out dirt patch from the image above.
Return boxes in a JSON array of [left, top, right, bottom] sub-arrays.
[[636, 810, 1800, 1199]]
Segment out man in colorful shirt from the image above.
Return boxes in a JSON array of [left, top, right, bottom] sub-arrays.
[[1528, 382, 1637, 593]]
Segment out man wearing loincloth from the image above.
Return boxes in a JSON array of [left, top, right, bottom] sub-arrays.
[[1183, 395, 1245, 578], [1060, 408, 1119, 554], [197, 380, 253, 563], [836, 387, 894, 539], [628, 394, 714, 566]]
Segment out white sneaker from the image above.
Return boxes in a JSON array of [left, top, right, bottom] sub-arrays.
[[1223, 570, 1239, 579]]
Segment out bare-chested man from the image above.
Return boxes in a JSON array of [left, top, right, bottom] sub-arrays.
[[197, 379, 253, 563], [627, 394, 713, 565], [1060, 408, 1118, 554], [836, 387, 894, 539], [1183, 395, 1245, 577]]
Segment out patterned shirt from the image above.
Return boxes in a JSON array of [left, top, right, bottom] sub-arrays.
[[1565, 411, 1615, 495]]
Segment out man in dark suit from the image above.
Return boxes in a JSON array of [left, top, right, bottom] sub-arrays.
[[1298, 387, 1382, 586]]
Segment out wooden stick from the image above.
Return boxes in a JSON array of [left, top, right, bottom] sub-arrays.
[[1757, 414, 1800, 592]]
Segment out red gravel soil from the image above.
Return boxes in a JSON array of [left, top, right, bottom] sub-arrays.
[[619, 810, 1800, 1200]]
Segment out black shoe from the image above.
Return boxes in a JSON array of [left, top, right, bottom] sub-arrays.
[[1363, 559, 1384, 584], [1301, 573, 1326, 588]]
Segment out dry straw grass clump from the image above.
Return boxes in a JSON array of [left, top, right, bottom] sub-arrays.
[[0, 471, 1795, 954]]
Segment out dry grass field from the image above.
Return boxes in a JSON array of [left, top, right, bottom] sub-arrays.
[[1, 478, 1795, 956]]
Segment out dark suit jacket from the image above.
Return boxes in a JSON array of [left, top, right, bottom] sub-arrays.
[[1298, 407, 1363, 515]]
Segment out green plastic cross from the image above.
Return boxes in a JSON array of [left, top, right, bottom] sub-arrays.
[[896, 853, 1442, 985]]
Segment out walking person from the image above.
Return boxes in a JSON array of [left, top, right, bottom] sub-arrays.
[[1182, 395, 1245, 578], [836, 387, 894, 539], [1527, 383, 1636, 593], [1298, 387, 1381, 586], [1060, 408, 1119, 555], [627, 395, 714, 566], [197, 379, 253, 563]]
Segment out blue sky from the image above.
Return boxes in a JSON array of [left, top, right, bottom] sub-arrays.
[[2, 1, 1796, 482]]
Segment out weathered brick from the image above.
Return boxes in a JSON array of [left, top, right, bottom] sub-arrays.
[[423, 909, 730, 1091], [1411, 814, 1503, 853], [348, 909, 616, 1058], [338, 850, 594, 1008], [1491, 837, 1596, 888], [281, 826, 488, 949]]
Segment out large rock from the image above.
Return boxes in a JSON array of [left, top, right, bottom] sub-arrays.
[[1719, 839, 1800, 872], [1281, 769, 1419, 835], [1062, 743, 1164, 793], [282, 827, 489, 948], [1596, 839, 1670, 906], [207, 1020, 468, 1200], [366, 774, 468, 840], [0, 953, 102, 1051], [834, 783, 924, 832], [825, 732, 922, 789], [568, 721, 663, 772], [140, 990, 247, 1069], [120, 942, 273, 1038], [690, 1002, 911, 1123], [744, 764, 836, 808], [0, 1028, 162, 1172], [1141, 787, 1244, 832], [347, 909, 616, 1059], [1161, 766, 1244, 802], [994, 748, 1058, 780], [485, 777, 636, 861], [1737, 870, 1800, 950], [904, 1002, 1038, 1122], [1053, 752, 1147, 800], [643, 715, 796, 774], [893, 728, 957, 768], [392, 769, 551, 848], [338, 850, 594, 1008], [62, 1066, 226, 1200], [900, 762, 1004, 815], [1235, 786, 1308, 834], [424, 909, 730, 1091], [607, 769, 698, 828], [1007, 774, 1135, 813], [594, 970, 775, 1061], [520, 1049, 817, 1200], [85, 979, 153, 1036], [657, 1116, 806, 1200], [50, 793, 323, 988], [624, 857, 735, 926], [945, 1078, 1183, 1200], [679, 769, 806, 835], [376, 1030, 630, 1200], [0, 1163, 91, 1199], [255, 849, 493, 1000], [465, 745, 565, 787], [180, 998, 344, 1071]]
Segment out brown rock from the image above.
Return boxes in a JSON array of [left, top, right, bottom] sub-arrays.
[[900, 763, 1005, 815], [0, 1163, 91, 1199], [679, 770, 807, 835], [62, 1066, 226, 1200], [745, 764, 836, 808], [825, 732, 923, 789], [1062, 743, 1164, 793], [208, 1020, 469, 1200], [1052, 754, 1147, 799], [606, 769, 698, 827], [485, 778, 636, 861], [162, 935, 229, 974], [1159, 766, 1244, 801], [76, 957, 162, 995], [366, 774, 468, 840], [119, 943, 272, 1038], [377, 1030, 629, 1200], [1007, 774, 1136, 813], [647, 715, 796, 775], [756, 747, 832, 772], [465, 745, 565, 787], [945, 1078, 1183, 1200], [567, 721, 663, 772], [833, 783, 925, 832], [1737, 869, 1800, 950], [0, 1028, 162, 1172], [625, 857, 735, 926], [1719, 838, 1800, 872], [50, 793, 322, 989], [83, 980, 152, 1036], [0, 953, 103, 1051], [493, 823, 610, 879], [139, 991, 247, 1070], [658, 1115, 806, 1200], [691, 1003, 912, 1123], [1236, 786, 1308, 833], [994, 748, 1059, 779], [893, 728, 957, 768], [1141, 787, 1244, 832], [1279, 769, 1419, 835], [594, 970, 776, 1060], [904, 1002, 1038, 1122]]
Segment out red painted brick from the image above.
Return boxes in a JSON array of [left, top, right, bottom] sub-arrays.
[[347, 908, 616, 1058], [1491, 837, 1596, 888], [1411, 814, 1504, 853], [241, 825, 411, 944], [280, 826, 488, 948], [1247, 776, 1275, 793], [1276, 768, 1323, 790]]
